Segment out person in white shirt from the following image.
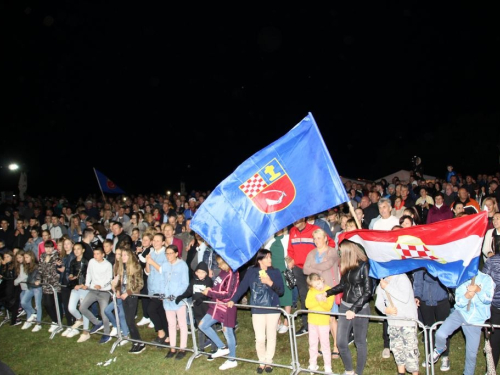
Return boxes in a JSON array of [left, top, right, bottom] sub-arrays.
[[373, 198, 400, 231], [78, 248, 113, 344]]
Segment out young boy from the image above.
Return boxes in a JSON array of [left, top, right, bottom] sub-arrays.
[[176, 262, 214, 351], [429, 270, 495, 375], [103, 240, 115, 265], [375, 273, 419, 375]]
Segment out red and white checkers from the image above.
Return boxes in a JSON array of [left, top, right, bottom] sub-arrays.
[[240, 174, 268, 199], [396, 243, 439, 260]]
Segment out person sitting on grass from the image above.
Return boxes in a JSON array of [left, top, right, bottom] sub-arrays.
[[375, 273, 420, 375]]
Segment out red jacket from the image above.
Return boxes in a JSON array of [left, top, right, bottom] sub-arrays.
[[426, 204, 453, 224], [288, 223, 335, 268]]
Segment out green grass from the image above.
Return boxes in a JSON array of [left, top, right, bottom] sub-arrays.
[[0, 302, 489, 375]]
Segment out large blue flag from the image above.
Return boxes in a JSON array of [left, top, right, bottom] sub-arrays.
[[94, 168, 125, 194], [191, 113, 349, 270]]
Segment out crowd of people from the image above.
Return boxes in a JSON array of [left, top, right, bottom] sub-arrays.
[[1, 166, 500, 374]]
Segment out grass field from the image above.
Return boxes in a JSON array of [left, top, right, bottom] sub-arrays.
[[0, 301, 489, 375]]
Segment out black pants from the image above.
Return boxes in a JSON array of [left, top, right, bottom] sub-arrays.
[[292, 266, 309, 329], [123, 296, 141, 341], [139, 276, 150, 319], [419, 298, 451, 355], [489, 305, 500, 368], [43, 293, 60, 323], [148, 295, 169, 338], [60, 287, 74, 326]]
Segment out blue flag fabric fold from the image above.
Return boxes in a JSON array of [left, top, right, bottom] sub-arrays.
[[94, 168, 125, 194], [191, 113, 348, 270]]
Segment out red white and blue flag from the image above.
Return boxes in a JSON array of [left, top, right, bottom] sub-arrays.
[[339, 211, 488, 288], [94, 168, 125, 194]]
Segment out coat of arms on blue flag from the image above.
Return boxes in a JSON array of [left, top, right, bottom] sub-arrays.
[[239, 158, 296, 213], [191, 112, 348, 270]]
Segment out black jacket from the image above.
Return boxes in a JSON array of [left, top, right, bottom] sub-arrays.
[[68, 257, 89, 289], [326, 261, 372, 313]]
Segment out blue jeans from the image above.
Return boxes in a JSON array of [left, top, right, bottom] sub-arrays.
[[199, 314, 236, 358], [104, 298, 129, 336], [434, 310, 481, 375], [20, 287, 43, 323]]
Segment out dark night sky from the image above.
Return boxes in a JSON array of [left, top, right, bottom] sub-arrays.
[[2, 2, 500, 199]]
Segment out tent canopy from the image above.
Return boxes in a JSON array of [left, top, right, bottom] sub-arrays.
[[376, 169, 436, 184]]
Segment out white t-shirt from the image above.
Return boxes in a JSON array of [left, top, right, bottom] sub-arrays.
[[373, 215, 400, 231]]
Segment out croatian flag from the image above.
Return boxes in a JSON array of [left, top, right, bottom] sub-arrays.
[[339, 211, 488, 288]]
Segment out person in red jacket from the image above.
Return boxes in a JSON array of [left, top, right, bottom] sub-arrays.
[[288, 217, 334, 336], [426, 192, 453, 224]]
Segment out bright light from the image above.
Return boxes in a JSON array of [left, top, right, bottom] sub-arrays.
[[8, 163, 19, 171]]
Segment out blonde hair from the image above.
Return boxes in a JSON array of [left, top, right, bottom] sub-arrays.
[[306, 273, 323, 286], [339, 240, 367, 275], [117, 247, 141, 280]]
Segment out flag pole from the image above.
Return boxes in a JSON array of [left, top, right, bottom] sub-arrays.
[[93, 167, 106, 202], [348, 201, 361, 229]]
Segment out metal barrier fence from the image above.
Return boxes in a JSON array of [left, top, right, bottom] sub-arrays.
[[291, 308, 430, 375], [428, 320, 500, 375], [7, 288, 500, 375]]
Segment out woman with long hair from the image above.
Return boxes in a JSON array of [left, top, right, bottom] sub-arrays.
[[321, 240, 372, 375], [115, 247, 145, 354], [199, 256, 240, 370], [1, 251, 20, 326], [20, 251, 42, 331], [68, 215, 83, 243], [483, 197, 499, 231], [59, 237, 76, 333], [228, 248, 284, 373]]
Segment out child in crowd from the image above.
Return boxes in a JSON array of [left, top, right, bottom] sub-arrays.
[[429, 271, 495, 375], [305, 273, 335, 374], [176, 262, 214, 352], [375, 273, 419, 375]]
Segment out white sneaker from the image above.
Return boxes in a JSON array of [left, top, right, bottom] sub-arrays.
[[27, 314, 37, 323], [48, 323, 59, 332], [137, 317, 151, 326], [211, 347, 230, 359], [77, 333, 91, 343], [61, 327, 72, 337], [32, 324, 42, 332], [148, 321, 155, 328], [219, 360, 238, 370], [440, 356, 450, 371], [119, 337, 129, 346], [22, 322, 33, 330], [110, 327, 118, 337], [278, 325, 289, 334], [324, 366, 333, 374], [66, 328, 80, 338], [308, 364, 319, 373], [71, 320, 83, 329], [382, 348, 391, 359]]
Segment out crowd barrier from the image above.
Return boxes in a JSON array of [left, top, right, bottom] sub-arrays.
[[428, 321, 500, 375], [291, 308, 429, 375], [5, 288, 500, 375]]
